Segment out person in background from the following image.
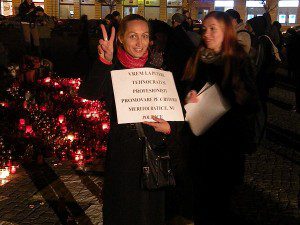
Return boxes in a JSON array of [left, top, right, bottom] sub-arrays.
[[247, 15, 277, 116], [35, 6, 54, 58], [75, 14, 90, 57], [111, 11, 121, 33], [183, 11, 258, 225], [148, 19, 171, 69], [164, 13, 196, 100], [79, 14, 174, 225], [19, 0, 39, 56], [271, 21, 284, 56], [182, 9, 193, 29], [226, 9, 251, 54]]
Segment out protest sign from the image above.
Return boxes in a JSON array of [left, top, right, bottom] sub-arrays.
[[111, 67, 184, 124]]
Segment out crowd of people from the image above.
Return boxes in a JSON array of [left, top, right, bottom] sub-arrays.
[[1, 4, 300, 225], [77, 9, 300, 225]]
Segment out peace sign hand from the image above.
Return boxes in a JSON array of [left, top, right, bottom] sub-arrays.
[[98, 24, 116, 62]]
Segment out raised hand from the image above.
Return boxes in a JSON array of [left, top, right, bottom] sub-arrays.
[[98, 24, 115, 62]]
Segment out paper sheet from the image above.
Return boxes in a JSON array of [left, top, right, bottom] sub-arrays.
[[184, 83, 231, 136]]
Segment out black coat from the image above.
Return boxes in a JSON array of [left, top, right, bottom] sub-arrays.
[[187, 55, 258, 180], [184, 55, 259, 223], [164, 25, 196, 100], [79, 59, 170, 225], [19, 2, 36, 22]]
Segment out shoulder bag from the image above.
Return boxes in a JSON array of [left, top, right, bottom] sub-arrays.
[[135, 123, 176, 190]]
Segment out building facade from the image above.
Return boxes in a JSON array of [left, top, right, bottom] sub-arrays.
[[1, 0, 300, 25]]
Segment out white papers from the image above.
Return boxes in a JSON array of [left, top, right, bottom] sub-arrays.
[[184, 83, 231, 136], [111, 67, 184, 124]]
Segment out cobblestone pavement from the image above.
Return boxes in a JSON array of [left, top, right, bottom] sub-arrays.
[[232, 84, 300, 225], [1, 82, 300, 225]]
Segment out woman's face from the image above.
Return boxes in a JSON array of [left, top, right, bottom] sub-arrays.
[[119, 20, 150, 58], [202, 17, 225, 53]]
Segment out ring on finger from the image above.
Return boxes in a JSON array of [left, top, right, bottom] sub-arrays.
[[104, 38, 108, 41]]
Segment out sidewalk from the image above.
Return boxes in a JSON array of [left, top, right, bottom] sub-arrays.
[[232, 84, 300, 225]]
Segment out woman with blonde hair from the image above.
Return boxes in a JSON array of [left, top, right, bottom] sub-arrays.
[[80, 14, 173, 225], [183, 11, 259, 225]]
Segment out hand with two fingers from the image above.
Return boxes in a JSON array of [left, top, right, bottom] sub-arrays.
[[143, 116, 171, 135], [98, 24, 115, 62]]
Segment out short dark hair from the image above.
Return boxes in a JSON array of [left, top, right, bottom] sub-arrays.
[[226, 9, 242, 23], [112, 11, 120, 17], [105, 14, 113, 21], [35, 6, 44, 13]]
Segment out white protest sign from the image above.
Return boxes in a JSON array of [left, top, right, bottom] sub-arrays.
[[111, 67, 184, 124]]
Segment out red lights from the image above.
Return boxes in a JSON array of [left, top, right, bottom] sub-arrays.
[[25, 125, 33, 134], [102, 122, 109, 131], [58, 115, 65, 124], [10, 166, 16, 174], [19, 119, 26, 126], [0, 102, 9, 107]]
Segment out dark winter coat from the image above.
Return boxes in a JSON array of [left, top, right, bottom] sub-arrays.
[[79, 59, 172, 225], [19, 1, 36, 22], [184, 54, 259, 223], [164, 25, 196, 100]]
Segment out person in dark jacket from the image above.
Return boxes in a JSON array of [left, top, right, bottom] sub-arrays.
[[164, 13, 196, 101], [183, 11, 259, 225], [19, 0, 40, 55], [75, 14, 90, 57], [247, 15, 277, 115], [111, 11, 121, 33], [79, 14, 175, 225]]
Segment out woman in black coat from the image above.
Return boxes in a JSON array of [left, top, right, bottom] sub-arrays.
[[79, 14, 173, 225], [182, 11, 259, 225]]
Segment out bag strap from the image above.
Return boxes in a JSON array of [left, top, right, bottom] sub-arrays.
[[259, 35, 281, 62]]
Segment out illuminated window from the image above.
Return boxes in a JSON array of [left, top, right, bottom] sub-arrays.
[[278, 0, 298, 24], [122, 0, 138, 17], [101, 5, 116, 19], [246, 0, 265, 20], [59, 0, 74, 19], [278, 0, 299, 7], [166, 0, 182, 24], [1, 0, 12, 16], [289, 14, 296, 23], [123, 0, 138, 5], [214, 0, 234, 12], [247, 14, 254, 20], [167, 0, 182, 7], [166, 7, 182, 25], [144, 0, 159, 19], [145, 7, 159, 19], [123, 6, 138, 16], [246, 1, 263, 7], [278, 14, 286, 23], [80, 0, 95, 19], [33, 0, 44, 8]]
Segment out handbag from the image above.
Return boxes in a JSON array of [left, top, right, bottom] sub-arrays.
[[135, 123, 176, 190]]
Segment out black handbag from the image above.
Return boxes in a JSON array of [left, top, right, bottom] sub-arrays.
[[135, 123, 176, 190]]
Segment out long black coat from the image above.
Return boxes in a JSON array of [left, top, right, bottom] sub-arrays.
[[184, 55, 259, 224], [79, 59, 169, 225]]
